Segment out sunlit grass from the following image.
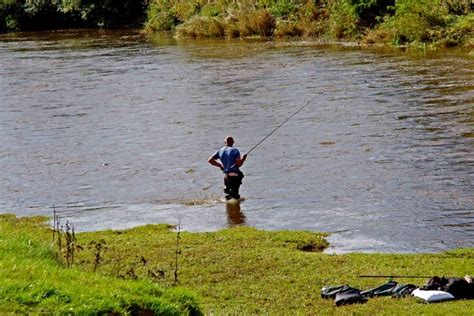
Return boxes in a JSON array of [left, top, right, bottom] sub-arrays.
[[0, 214, 200, 315], [3, 214, 473, 314], [74, 219, 473, 314]]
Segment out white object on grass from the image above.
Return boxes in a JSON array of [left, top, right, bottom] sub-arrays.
[[412, 289, 455, 302]]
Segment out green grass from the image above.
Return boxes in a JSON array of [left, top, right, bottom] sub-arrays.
[[0, 214, 200, 315], [2, 214, 473, 314]]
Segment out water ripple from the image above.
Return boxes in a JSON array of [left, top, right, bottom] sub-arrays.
[[1, 30, 473, 253]]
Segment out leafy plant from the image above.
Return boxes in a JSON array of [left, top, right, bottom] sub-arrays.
[[328, 0, 359, 39], [375, 0, 473, 46]]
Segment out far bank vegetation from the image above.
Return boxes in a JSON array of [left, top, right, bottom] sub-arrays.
[[0, 0, 473, 47], [145, 0, 474, 47]]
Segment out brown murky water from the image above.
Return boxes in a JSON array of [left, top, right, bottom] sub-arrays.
[[1, 29, 473, 253]]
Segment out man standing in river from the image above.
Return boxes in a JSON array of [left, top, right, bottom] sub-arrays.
[[208, 136, 247, 200]]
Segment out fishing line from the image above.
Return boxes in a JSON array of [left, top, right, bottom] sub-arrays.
[[246, 94, 319, 155]]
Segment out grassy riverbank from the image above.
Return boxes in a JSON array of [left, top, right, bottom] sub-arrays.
[[2, 214, 473, 314]]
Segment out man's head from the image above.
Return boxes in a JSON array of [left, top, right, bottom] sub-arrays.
[[225, 136, 234, 147]]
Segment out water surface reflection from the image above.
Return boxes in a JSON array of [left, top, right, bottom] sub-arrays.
[[226, 201, 246, 227]]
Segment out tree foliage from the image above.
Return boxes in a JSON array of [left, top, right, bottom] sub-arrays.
[[0, 0, 147, 32]]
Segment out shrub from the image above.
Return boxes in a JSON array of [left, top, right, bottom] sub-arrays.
[[266, 0, 299, 19], [145, 10, 178, 32], [176, 16, 225, 38], [173, 0, 200, 22], [443, 13, 474, 46], [301, 19, 328, 37], [374, 0, 473, 46], [0, 0, 19, 32], [200, 4, 222, 17], [224, 14, 241, 38], [328, 0, 359, 39], [443, 0, 472, 15], [349, 0, 395, 27], [238, 9, 275, 37], [274, 20, 304, 37], [146, 0, 178, 31]]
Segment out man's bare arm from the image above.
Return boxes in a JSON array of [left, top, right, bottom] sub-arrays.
[[235, 154, 247, 167], [208, 157, 224, 170]]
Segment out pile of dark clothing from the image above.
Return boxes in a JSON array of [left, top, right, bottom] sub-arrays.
[[420, 276, 474, 299], [321, 281, 417, 306], [321, 276, 474, 306]]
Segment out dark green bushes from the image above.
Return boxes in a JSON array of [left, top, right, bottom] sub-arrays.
[[350, 0, 395, 27], [367, 0, 473, 46], [0, 0, 147, 33]]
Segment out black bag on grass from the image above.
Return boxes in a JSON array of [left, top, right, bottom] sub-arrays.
[[321, 285, 354, 299], [390, 283, 418, 297], [361, 281, 398, 297], [335, 288, 368, 306]]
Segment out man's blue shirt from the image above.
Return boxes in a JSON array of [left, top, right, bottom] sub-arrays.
[[212, 146, 241, 174]]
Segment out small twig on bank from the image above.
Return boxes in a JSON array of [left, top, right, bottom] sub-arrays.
[[51, 206, 78, 267], [173, 216, 181, 285], [56, 215, 63, 263], [72, 224, 76, 265], [52, 205, 56, 246], [92, 239, 106, 272], [64, 221, 76, 267]]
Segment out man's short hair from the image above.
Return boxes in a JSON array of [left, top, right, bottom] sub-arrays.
[[225, 136, 234, 146]]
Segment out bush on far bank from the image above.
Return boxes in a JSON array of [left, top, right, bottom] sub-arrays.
[[365, 0, 474, 46]]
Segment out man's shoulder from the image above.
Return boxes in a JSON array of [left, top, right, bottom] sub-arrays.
[[221, 146, 238, 152], [229, 147, 240, 154]]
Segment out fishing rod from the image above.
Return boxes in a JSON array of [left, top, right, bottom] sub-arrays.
[[358, 275, 434, 279], [245, 94, 319, 155]]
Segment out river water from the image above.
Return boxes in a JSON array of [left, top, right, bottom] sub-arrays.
[[1, 29, 473, 253]]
